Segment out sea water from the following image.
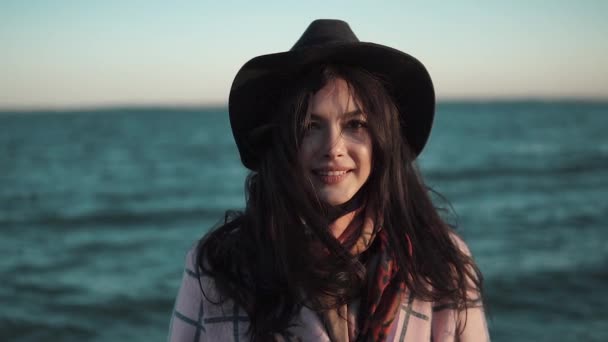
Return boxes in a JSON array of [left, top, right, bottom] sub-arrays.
[[1, 102, 606, 341]]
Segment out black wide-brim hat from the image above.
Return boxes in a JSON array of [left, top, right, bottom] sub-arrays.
[[229, 19, 435, 170]]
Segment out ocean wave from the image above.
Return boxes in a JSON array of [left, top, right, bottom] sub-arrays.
[[1, 291, 174, 341], [425, 160, 608, 182], [1, 206, 228, 229], [0, 318, 96, 341], [485, 260, 608, 338]]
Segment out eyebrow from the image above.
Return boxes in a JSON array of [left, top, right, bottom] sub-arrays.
[[309, 109, 364, 120]]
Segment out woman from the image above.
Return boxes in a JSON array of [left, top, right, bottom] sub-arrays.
[[169, 19, 489, 341]]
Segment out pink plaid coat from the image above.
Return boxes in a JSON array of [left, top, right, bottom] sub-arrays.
[[168, 245, 490, 341]]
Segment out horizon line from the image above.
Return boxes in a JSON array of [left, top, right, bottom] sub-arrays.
[[1, 96, 607, 113]]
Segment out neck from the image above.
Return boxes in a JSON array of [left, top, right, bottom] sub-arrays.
[[328, 210, 357, 239], [324, 187, 366, 239]]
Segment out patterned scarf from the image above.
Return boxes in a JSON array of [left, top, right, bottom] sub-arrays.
[[320, 210, 411, 341]]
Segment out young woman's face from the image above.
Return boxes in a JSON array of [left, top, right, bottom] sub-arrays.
[[299, 78, 372, 206]]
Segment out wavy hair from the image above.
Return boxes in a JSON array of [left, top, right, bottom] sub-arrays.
[[197, 65, 483, 340]]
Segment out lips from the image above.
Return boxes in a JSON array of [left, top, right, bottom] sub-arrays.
[[313, 168, 352, 184]]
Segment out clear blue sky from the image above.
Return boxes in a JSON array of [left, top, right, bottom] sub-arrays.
[[1, 0, 607, 109]]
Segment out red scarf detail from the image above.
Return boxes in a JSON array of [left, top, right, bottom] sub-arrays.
[[357, 229, 414, 341]]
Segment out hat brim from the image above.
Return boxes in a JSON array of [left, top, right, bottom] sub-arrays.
[[229, 42, 435, 170]]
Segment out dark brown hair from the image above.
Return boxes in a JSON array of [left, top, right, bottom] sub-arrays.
[[197, 65, 483, 340]]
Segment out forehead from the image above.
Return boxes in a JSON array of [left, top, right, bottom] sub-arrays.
[[308, 78, 362, 116]]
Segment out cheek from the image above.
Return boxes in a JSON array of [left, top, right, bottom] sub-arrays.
[[353, 139, 373, 171], [298, 140, 315, 167], [360, 150, 373, 175]]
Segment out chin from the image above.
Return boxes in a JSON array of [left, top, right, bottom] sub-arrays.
[[320, 192, 354, 206], [324, 199, 347, 206]]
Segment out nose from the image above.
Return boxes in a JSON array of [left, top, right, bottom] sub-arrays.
[[322, 125, 345, 159]]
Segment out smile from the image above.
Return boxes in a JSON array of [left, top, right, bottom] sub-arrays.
[[316, 170, 348, 176], [313, 169, 352, 184]]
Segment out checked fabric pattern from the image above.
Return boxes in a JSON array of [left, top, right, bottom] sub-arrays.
[[168, 245, 490, 342]]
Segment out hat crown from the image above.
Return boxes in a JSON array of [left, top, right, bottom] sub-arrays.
[[230, 19, 435, 170], [291, 19, 359, 50]]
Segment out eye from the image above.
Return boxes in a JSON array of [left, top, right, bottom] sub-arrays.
[[345, 119, 368, 130], [303, 121, 321, 133]]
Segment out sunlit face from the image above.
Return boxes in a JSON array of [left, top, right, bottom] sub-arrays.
[[299, 78, 372, 206]]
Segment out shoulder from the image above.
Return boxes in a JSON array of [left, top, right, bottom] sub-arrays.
[[447, 229, 473, 255], [169, 243, 252, 341], [181, 242, 225, 301], [183, 243, 200, 275], [446, 228, 483, 287], [172, 243, 216, 312], [445, 229, 484, 274]]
